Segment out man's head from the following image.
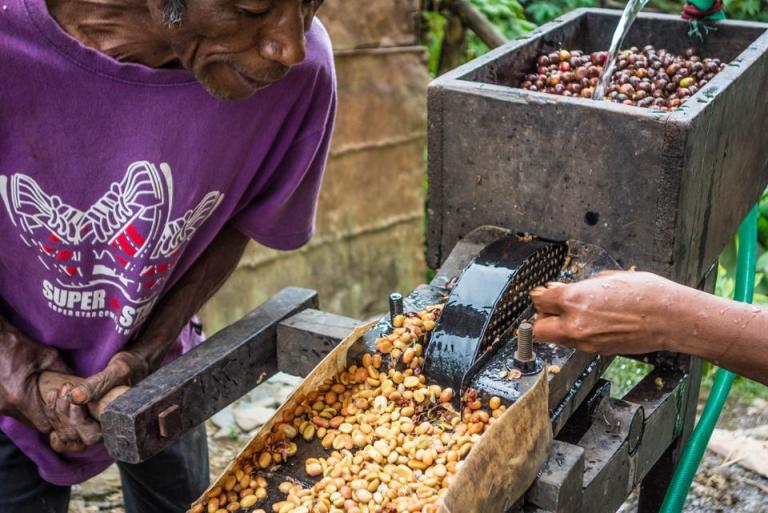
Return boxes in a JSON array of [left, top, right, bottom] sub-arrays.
[[150, 0, 324, 100]]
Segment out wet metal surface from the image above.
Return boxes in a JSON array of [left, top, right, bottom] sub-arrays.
[[424, 237, 568, 391], [463, 239, 621, 425]]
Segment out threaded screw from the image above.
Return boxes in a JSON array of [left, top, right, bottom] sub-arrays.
[[389, 293, 404, 324], [516, 322, 534, 362]]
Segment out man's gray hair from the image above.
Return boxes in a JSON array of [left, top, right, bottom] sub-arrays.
[[163, 0, 186, 25]]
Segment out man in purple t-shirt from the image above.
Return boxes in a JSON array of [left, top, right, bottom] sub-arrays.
[[0, 0, 336, 511]]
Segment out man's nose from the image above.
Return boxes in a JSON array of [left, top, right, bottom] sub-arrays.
[[259, 8, 307, 67]]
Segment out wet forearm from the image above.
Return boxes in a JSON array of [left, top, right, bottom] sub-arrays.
[[666, 288, 768, 385]]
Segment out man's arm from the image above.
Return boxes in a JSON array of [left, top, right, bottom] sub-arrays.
[[71, 223, 250, 404], [532, 271, 768, 386], [0, 310, 103, 451]]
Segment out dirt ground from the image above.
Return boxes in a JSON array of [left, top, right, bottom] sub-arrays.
[[68, 377, 767, 513]]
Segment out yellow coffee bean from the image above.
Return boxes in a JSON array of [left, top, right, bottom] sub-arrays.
[[258, 452, 272, 469], [306, 460, 323, 477], [403, 376, 420, 388], [375, 339, 393, 353]]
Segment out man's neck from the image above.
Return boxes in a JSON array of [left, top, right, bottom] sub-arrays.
[[46, 0, 178, 68]]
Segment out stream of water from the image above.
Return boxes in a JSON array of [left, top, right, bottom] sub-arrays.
[[592, 0, 651, 100]]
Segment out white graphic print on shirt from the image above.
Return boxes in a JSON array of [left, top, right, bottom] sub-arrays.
[[0, 161, 223, 335]]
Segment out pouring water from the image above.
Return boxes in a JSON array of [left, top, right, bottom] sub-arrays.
[[593, 0, 652, 100]]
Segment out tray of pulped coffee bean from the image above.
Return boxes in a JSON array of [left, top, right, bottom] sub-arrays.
[[190, 311, 551, 513]]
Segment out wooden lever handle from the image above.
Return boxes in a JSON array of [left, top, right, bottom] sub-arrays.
[[38, 371, 130, 421]]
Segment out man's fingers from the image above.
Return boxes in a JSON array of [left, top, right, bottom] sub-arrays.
[[69, 405, 102, 446], [71, 354, 139, 404], [53, 384, 80, 441], [530, 282, 567, 316], [71, 367, 128, 405], [70, 369, 111, 405], [533, 316, 571, 346], [49, 431, 65, 453], [50, 431, 86, 453], [43, 384, 101, 452], [25, 389, 57, 434]]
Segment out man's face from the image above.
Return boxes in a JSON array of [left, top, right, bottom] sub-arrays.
[[155, 0, 323, 100]]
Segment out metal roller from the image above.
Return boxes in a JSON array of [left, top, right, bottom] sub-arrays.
[[423, 236, 568, 392]]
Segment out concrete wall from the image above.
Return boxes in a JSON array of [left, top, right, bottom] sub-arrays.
[[200, 0, 428, 331]]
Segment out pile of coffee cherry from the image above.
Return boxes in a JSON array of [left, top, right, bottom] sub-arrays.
[[519, 45, 726, 110]]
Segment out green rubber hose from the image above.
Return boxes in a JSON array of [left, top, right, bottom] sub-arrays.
[[659, 204, 759, 513]]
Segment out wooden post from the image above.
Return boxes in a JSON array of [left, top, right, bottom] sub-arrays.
[[437, 9, 467, 75], [447, 0, 508, 49]]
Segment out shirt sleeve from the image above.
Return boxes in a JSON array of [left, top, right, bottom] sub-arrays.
[[229, 92, 336, 251]]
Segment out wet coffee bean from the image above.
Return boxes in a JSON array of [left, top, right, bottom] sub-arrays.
[[519, 45, 722, 110]]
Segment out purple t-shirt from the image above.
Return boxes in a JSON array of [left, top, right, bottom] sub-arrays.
[[0, 0, 336, 485]]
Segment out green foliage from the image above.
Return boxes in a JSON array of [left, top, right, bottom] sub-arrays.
[[724, 0, 768, 21], [424, 11, 448, 76], [466, 0, 537, 59], [524, 0, 598, 25], [716, 189, 768, 304], [604, 357, 654, 397]]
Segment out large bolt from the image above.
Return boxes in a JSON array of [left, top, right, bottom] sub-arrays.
[[389, 293, 404, 324], [516, 322, 534, 361], [513, 322, 540, 374]]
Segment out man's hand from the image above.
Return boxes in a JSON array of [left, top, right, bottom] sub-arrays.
[[0, 314, 101, 452], [43, 382, 101, 453], [530, 271, 685, 355], [70, 351, 147, 406], [0, 316, 69, 432], [530, 270, 768, 386]]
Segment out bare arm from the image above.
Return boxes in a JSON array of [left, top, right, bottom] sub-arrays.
[[532, 271, 768, 386], [71, 223, 250, 403], [0, 309, 106, 452], [0, 313, 71, 429]]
